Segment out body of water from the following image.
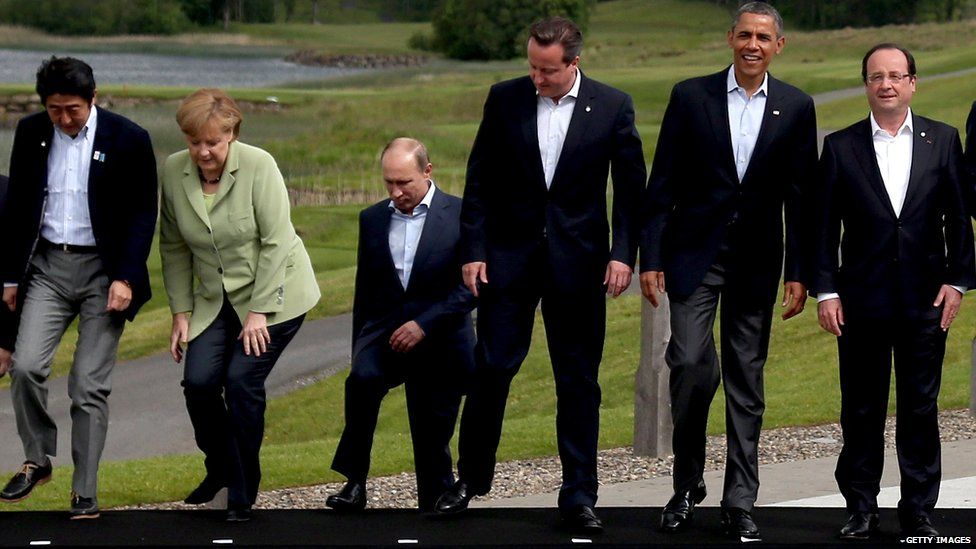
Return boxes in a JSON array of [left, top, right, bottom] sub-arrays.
[[0, 48, 363, 88]]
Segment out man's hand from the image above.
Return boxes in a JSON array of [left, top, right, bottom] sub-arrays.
[[462, 262, 487, 297], [238, 312, 270, 357], [3, 286, 17, 312], [170, 313, 189, 363], [604, 260, 632, 298], [639, 271, 666, 307], [390, 320, 425, 353], [818, 298, 844, 336], [0, 347, 12, 377], [934, 285, 963, 331], [781, 281, 807, 320], [106, 280, 132, 312]]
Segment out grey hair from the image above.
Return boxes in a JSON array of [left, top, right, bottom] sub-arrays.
[[733, 2, 784, 37]]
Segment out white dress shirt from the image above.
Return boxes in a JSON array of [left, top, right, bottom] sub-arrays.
[[42, 105, 98, 246], [727, 66, 768, 183], [818, 109, 964, 301], [537, 69, 581, 189], [389, 181, 436, 289]]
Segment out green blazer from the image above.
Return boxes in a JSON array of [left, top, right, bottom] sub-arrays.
[[160, 140, 320, 341]]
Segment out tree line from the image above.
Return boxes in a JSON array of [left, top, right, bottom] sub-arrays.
[[696, 0, 976, 28]]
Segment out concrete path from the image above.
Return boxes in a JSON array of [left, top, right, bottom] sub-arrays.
[[476, 438, 976, 509], [0, 314, 352, 468]]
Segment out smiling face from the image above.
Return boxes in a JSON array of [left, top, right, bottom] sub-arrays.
[[527, 37, 579, 100], [185, 118, 235, 178], [728, 12, 784, 86], [864, 48, 915, 120]]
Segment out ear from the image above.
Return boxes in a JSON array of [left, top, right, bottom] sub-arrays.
[[91, 89, 98, 106], [774, 36, 786, 55]]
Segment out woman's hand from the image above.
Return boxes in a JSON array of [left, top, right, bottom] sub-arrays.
[[170, 313, 190, 363], [239, 312, 270, 357]]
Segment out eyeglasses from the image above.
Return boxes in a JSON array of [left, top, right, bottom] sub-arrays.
[[866, 73, 914, 85]]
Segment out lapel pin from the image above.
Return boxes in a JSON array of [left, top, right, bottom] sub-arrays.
[[772, 110, 780, 116], [920, 131, 926, 138], [93, 151, 105, 162], [585, 106, 591, 113], [41, 141, 46, 147]]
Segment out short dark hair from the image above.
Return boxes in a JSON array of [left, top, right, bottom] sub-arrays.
[[381, 137, 430, 173], [529, 16, 582, 64], [35, 56, 96, 105], [733, 2, 784, 37], [861, 43, 917, 83]]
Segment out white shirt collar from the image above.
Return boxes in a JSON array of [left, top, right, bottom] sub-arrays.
[[870, 108, 913, 138], [537, 68, 582, 102], [389, 180, 436, 215], [726, 65, 768, 96]]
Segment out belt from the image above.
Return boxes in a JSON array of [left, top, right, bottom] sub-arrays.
[[39, 239, 98, 254]]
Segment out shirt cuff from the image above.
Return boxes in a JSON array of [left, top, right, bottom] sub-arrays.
[[817, 293, 840, 303], [950, 285, 966, 295], [3, 283, 17, 289]]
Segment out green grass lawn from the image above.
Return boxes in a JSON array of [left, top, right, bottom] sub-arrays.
[[1, 0, 976, 510]]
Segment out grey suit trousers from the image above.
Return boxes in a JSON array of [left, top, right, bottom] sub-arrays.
[[10, 247, 124, 501]]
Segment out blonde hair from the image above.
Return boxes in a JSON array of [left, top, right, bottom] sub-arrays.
[[176, 88, 243, 138]]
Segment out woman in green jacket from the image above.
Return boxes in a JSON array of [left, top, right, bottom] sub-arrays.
[[159, 89, 320, 522]]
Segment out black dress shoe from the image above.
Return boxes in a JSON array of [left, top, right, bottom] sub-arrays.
[[434, 480, 475, 516], [184, 476, 227, 505], [721, 507, 761, 542], [561, 505, 604, 535], [900, 515, 938, 537], [0, 461, 52, 502], [226, 506, 252, 522], [660, 483, 707, 532], [326, 480, 366, 512], [69, 492, 100, 520], [839, 512, 879, 540]]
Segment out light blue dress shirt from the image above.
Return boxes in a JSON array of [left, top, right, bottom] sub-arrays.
[[388, 181, 436, 289], [727, 66, 767, 183], [42, 105, 98, 246]]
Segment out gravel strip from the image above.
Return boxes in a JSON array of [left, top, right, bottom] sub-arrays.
[[124, 409, 975, 511]]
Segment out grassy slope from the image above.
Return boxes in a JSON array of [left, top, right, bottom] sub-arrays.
[[2, 0, 976, 509]]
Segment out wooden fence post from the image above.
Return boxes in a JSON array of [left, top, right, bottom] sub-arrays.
[[634, 294, 673, 457]]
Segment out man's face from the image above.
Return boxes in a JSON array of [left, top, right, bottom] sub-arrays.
[[728, 13, 784, 82], [864, 48, 915, 119], [527, 38, 579, 100], [45, 93, 93, 137], [383, 151, 431, 215]]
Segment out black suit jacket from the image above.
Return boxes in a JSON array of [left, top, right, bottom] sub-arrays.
[[640, 68, 818, 303], [965, 100, 976, 213], [352, 187, 475, 367], [1, 108, 158, 320], [0, 174, 16, 351], [814, 114, 976, 318], [460, 73, 646, 291]]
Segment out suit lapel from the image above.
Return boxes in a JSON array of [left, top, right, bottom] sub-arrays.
[[180, 156, 211, 230], [900, 113, 931, 217], [703, 71, 738, 186], [518, 81, 547, 191], [407, 186, 441, 290], [740, 75, 781, 186], [376, 205, 405, 294], [851, 118, 898, 219], [550, 73, 595, 189], [210, 140, 239, 210], [85, 109, 114, 224]]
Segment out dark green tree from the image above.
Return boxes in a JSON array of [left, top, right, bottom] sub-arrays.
[[431, 0, 593, 60]]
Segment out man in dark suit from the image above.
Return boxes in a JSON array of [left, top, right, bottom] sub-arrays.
[[326, 138, 475, 513], [966, 101, 975, 194], [0, 174, 14, 377], [434, 16, 646, 533], [0, 57, 157, 519], [639, 3, 817, 541], [814, 44, 974, 540]]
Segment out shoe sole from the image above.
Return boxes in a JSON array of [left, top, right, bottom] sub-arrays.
[[69, 512, 100, 520], [0, 475, 52, 503]]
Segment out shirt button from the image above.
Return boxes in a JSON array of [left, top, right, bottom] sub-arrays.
[[218, 267, 223, 274]]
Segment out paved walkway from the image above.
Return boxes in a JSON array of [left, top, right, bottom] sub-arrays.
[[476, 438, 976, 509]]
